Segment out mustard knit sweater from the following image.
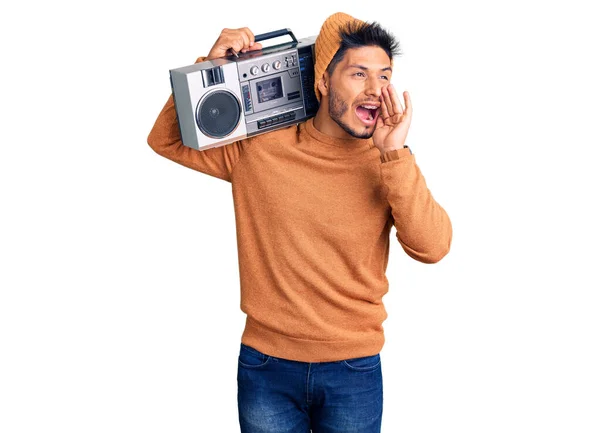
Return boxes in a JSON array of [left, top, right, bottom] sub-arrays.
[[147, 61, 452, 362]]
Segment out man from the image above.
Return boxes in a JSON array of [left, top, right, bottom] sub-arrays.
[[147, 11, 452, 433]]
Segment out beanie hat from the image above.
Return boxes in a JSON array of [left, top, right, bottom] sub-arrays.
[[313, 12, 396, 103], [313, 12, 365, 103]]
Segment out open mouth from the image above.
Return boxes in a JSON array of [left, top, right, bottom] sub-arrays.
[[355, 104, 380, 126]]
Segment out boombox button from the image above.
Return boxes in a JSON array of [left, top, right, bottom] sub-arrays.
[[250, 66, 259, 75], [273, 60, 282, 70], [258, 120, 267, 128], [262, 63, 270, 73]]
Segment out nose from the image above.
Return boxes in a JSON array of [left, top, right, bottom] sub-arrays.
[[364, 76, 382, 98]]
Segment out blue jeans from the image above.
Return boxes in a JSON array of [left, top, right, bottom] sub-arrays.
[[237, 343, 383, 433]]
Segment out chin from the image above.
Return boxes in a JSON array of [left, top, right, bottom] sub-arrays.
[[353, 129, 375, 139], [341, 119, 376, 139], [329, 109, 376, 140]]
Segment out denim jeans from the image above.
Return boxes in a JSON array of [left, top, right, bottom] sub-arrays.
[[237, 343, 383, 433]]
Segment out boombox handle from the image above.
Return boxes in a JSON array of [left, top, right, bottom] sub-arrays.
[[254, 28, 298, 44]]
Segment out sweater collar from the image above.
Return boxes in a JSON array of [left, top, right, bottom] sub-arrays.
[[303, 117, 374, 150]]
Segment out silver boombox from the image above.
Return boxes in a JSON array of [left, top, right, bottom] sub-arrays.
[[169, 29, 319, 151]]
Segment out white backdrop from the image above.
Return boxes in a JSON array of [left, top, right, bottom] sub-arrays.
[[1, 0, 599, 432]]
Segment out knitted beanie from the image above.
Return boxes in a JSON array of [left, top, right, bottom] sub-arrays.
[[313, 12, 396, 103], [313, 12, 365, 103]]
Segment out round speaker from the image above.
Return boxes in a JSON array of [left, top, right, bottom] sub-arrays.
[[196, 90, 241, 139]]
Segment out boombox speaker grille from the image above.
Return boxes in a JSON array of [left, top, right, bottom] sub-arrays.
[[196, 90, 241, 139]]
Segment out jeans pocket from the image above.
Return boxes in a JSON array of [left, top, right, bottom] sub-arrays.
[[342, 353, 381, 371], [238, 343, 271, 368]]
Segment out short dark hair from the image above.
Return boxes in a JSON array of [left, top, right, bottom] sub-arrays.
[[326, 21, 402, 75]]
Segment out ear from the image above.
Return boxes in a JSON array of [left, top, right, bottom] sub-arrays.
[[317, 72, 330, 97]]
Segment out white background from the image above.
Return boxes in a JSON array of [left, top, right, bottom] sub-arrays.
[[1, 0, 599, 432]]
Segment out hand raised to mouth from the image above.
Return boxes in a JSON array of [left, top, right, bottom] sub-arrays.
[[372, 84, 412, 154]]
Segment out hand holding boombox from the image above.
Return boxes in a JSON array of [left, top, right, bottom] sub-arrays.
[[206, 27, 264, 60]]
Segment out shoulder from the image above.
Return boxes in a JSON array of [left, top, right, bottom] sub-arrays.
[[250, 122, 301, 146]]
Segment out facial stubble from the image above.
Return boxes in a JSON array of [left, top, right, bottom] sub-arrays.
[[328, 86, 374, 139]]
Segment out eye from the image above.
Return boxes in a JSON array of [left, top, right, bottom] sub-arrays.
[[380, 76, 390, 81], [354, 72, 366, 77]]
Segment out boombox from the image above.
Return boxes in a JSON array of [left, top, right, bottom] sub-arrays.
[[169, 29, 319, 151]]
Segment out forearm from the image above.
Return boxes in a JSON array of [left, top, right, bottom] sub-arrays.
[[381, 148, 452, 263]]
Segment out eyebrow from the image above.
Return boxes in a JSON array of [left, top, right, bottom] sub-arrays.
[[348, 64, 392, 73]]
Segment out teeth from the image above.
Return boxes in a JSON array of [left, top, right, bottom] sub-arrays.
[[361, 105, 378, 109]]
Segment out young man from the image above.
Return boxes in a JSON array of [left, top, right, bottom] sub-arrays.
[[147, 12, 452, 433]]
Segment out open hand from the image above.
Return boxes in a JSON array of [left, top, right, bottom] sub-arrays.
[[373, 84, 412, 153]]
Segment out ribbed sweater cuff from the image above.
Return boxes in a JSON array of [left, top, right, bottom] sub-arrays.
[[380, 146, 412, 163]]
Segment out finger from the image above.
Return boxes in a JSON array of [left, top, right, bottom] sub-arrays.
[[236, 30, 250, 52], [240, 27, 260, 52], [382, 85, 395, 125], [241, 31, 263, 52], [403, 91, 412, 120], [388, 84, 404, 115], [376, 115, 384, 129], [241, 27, 254, 46], [246, 42, 263, 52], [379, 90, 390, 120]]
